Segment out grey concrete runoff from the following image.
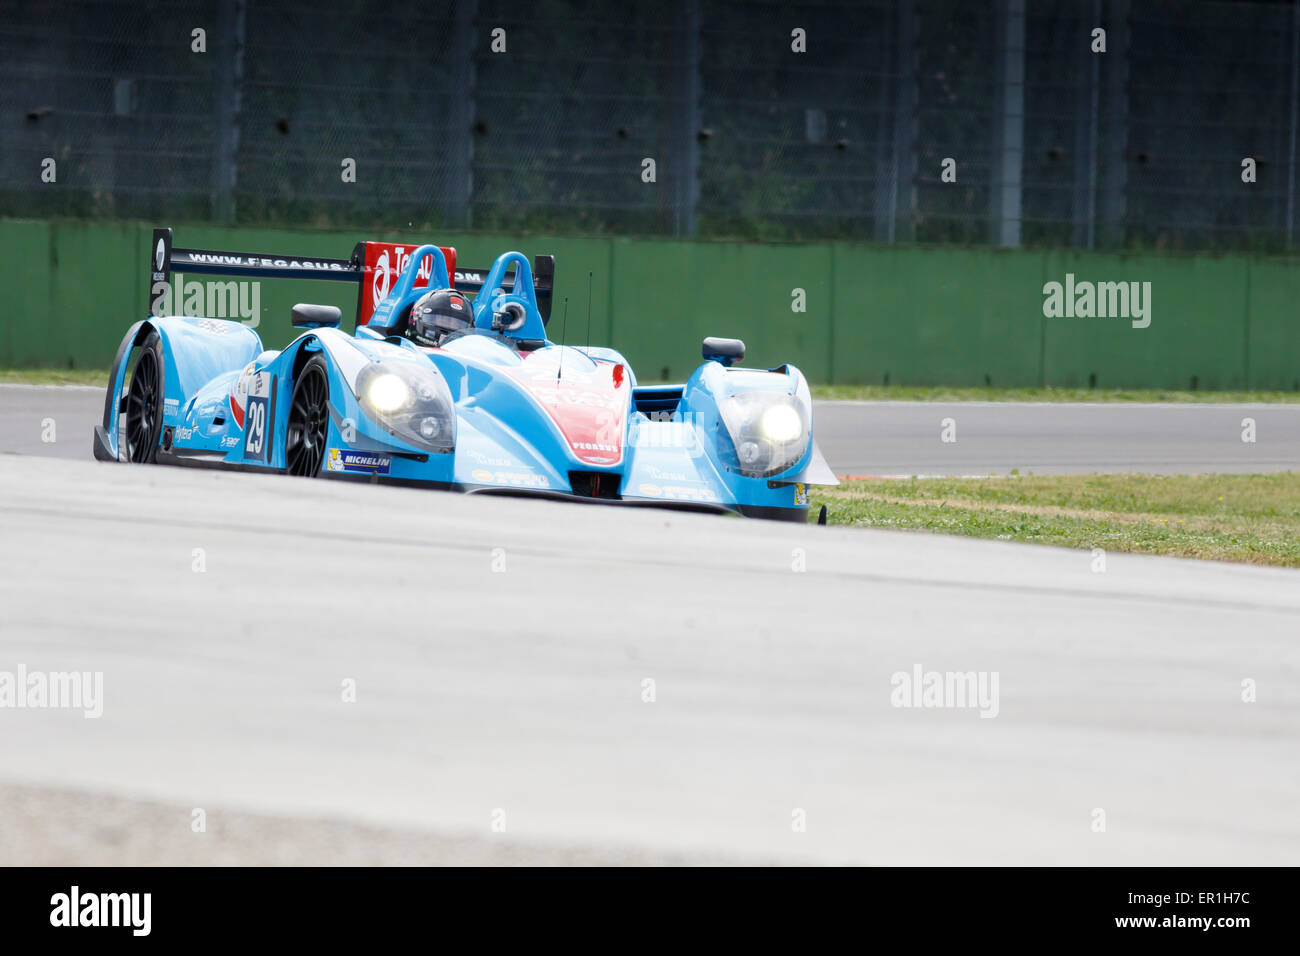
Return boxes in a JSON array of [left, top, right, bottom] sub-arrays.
[[1, 455, 1297, 864]]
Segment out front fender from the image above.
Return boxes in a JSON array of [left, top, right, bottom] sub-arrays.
[[149, 316, 264, 407], [93, 320, 148, 461], [305, 328, 459, 474], [94, 316, 263, 461], [679, 361, 829, 505]]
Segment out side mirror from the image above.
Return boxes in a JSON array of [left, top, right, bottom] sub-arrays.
[[702, 336, 745, 367], [493, 301, 528, 332], [292, 303, 343, 329]]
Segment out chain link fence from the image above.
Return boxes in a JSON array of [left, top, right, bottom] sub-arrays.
[[3, 0, 1298, 251]]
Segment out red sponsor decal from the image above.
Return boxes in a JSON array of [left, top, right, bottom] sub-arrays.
[[356, 241, 457, 326], [228, 363, 255, 429], [508, 356, 629, 465]]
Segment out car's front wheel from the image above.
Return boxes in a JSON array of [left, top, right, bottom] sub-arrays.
[[123, 331, 164, 464], [285, 355, 329, 477]]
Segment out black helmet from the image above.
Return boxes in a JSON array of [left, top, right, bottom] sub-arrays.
[[408, 288, 473, 346]]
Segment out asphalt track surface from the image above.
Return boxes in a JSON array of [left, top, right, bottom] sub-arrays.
[[5, 383, 1300, 475], [814, 400, 1300, 476], [1, 453, 1298, 864]]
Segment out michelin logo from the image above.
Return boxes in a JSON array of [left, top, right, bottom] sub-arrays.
[[327, 448, 391, 475]]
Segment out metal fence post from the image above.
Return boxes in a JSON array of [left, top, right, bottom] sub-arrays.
[[211, 0, 244, 225], [872, 0, 896, 244], [1288, 0, 1299, 247], [891, 0, 918, 243], [990, 0, 1025, 248], [446, 0, 477, 229], [671, 0, 701, 238], [1072, 0, 1101, 249], [1099, 0, 1129, 248]]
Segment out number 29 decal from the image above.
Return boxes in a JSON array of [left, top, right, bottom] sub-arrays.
[[243, 373, 275, 462]]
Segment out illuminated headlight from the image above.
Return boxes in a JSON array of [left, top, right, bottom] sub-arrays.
[[356, 361, 455, 453], [717, 390, 810, 477], [366, 373, 410, 412], [760, 404, 803, 443]]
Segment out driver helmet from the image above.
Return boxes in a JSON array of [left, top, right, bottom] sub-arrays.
[[408, 288, 472, 346]]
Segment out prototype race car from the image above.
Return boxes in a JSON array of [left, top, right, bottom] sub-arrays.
[[93, 228, 838, 520]]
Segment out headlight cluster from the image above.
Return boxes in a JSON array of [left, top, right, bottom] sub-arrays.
[[356, 361, 455, 453], [717, 390, 811, 477]]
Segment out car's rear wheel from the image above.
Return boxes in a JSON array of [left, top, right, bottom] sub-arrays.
[[123, 332, 164, 464], [285, 355, 329, 477]]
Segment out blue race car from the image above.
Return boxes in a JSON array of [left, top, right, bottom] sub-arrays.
[[93, 228, 838, 520]]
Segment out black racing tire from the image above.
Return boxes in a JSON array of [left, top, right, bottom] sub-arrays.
[[123, 331, 164, 464], [285, 355, 330, 477]]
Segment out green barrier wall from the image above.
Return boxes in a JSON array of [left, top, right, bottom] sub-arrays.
[[2, 218, 1297, 389]]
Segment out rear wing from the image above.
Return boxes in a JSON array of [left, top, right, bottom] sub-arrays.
[[148, 227, 555, 328]]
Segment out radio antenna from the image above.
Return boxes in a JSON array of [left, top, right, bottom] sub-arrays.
[[584, 270, 593, 357], [556, 296, 569, 384]]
